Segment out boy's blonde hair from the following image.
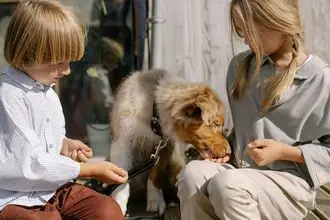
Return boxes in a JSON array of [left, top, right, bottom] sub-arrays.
[[4, 0, 86, 69], [229, 0, 304, 110]]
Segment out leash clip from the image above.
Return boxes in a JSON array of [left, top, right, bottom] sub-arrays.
[[150, 137, 169, 164]]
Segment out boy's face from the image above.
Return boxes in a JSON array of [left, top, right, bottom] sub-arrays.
[[23, 62, 71, 85]]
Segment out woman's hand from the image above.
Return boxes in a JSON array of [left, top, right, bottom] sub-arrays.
[[247, 139, 304, 166], [61, 137, 93, 162], [80, 162, 128, 184]]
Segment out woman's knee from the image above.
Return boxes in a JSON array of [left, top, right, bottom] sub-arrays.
[[208, 169, 258, 204], [177, 160, 208, 187], [178, 160, 225, 185], [176, 160, 227, 203]]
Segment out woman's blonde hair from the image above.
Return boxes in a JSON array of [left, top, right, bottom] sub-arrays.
[[4, 0, 86, 69], [229, 0, 304, 110]]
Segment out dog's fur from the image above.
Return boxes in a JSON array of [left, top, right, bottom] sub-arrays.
[[108, 69, 230, 215]]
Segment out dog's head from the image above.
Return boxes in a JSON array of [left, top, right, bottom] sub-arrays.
[[156, 83, 231, 159]]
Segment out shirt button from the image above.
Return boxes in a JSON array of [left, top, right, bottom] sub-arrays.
[[258, 110, 264, 117], [241, 160, 250, 168], [249, 136, 257, 142], [49, 144, 53, 148]]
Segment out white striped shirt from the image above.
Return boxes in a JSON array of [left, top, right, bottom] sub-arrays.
[[0, 66, 80, 210]]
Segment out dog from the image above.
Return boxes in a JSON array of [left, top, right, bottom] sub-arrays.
[[108, 69, 231, 215]]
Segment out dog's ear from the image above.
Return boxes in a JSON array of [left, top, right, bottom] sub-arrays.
[[183, 104, 202, 121], [172, 102, 204, 127]]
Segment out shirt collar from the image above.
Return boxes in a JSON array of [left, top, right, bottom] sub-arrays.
[[258, 54, 325, 80], [294, 55, 328, 79], [2, 65, 52, 91]]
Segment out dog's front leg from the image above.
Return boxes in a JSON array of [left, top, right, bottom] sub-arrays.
[[109, 140, 132, 215], [146, 166, 166, 215], [111, 183, 130, 215]]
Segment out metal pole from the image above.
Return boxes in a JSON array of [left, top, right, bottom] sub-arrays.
[[150, 0, 166, 69]]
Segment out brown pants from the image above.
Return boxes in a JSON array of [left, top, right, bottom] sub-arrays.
[[0, 183, 124, 220]]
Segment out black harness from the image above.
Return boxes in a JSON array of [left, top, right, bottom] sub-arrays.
[[150, 102, 163, 137], [103, 102, 168, 195]]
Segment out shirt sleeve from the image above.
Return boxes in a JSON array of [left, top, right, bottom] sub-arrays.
[[0, 89, 81, 192], [298, 141, 330, 189], [297, 69, 330, 189]]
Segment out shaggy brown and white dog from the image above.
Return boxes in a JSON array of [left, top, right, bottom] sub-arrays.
[[108, 69, 230, 215]]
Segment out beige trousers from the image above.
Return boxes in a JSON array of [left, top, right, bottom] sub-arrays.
[[176, 160, 316, 220]]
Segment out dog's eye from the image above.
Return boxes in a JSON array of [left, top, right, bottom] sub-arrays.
[[202, 143, 209, 150], [215, 124, 223, 132]]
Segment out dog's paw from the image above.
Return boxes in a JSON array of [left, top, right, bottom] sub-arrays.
[[146, 179, 166, 214], [158, 196, 166, 216], [146, 194, 166, 214], [146, 198, 159, 213]]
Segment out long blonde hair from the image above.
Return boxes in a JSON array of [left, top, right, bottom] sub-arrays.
[[4, 0, 86, 70], [229, 0, 304, 110]]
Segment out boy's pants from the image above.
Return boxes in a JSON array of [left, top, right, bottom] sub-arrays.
[[0, 182, 124, 220], [176, 160, 316, 220]]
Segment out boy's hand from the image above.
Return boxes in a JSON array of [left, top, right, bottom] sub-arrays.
[[80, 162, 128, 184], [61, 137, 93, 162]]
